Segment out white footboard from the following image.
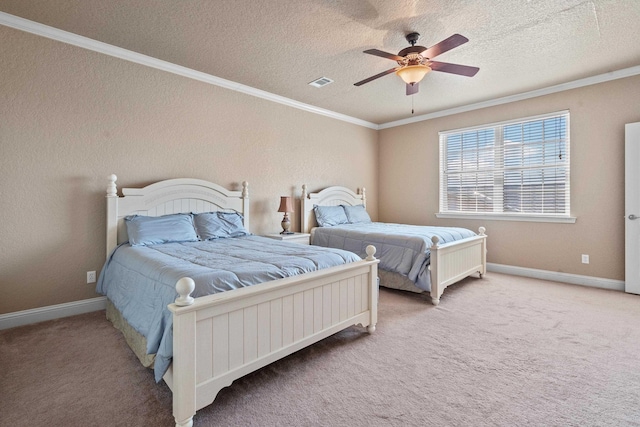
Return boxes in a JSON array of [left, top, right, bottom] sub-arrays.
[[166, 249, 379, 427], [429, 227, 487, 305]]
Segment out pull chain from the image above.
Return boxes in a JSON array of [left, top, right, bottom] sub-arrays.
[[557, 116, 563, 160], [411, 95, 414, 115]]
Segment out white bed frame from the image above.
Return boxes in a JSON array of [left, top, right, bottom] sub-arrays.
[[105, 175, 379, 427], [301, 184, 486, 305]]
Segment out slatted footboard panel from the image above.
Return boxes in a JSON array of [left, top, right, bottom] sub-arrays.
[[196, 274, 369, 387], [434, 239, 485, 285], [430, 232, 487, 305], [167, 259, 378, 425]]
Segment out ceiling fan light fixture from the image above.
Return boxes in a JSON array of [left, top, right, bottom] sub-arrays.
[[396, 64, 431, 85]]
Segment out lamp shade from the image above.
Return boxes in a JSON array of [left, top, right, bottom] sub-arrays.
[[395, 64, 431, 84], [278, 196, 294, 213]]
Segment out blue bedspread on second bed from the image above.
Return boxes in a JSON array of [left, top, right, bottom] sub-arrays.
[[96, 235, 361, 382], [311, 223, 476, 292]]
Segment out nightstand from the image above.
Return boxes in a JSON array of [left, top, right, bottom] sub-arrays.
[[263, 232, 311, 245]]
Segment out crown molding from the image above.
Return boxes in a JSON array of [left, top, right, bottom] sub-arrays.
[[379, 65, 640, 129], [0, 11, 379, 130], [2, 11, 640, 131]]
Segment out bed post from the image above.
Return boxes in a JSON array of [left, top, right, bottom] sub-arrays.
[[170, 277, 197, 427], [365, 245, 378, 333], [478, 226, 487, 278], [241, 181, 250, 233], [301, 184, 309, 234], [429, 236, 442, 306], [359, 187, 366, 209], [106, 174, 118, 259]]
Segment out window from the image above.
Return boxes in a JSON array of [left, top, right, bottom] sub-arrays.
[[438, 111, 573, 223]]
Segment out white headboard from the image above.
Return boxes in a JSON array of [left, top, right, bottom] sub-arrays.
[[301, 184, 366, 234], [105, 174, 249, 258]]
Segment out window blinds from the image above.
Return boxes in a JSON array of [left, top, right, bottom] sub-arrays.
[[439, 111, 570, 217]]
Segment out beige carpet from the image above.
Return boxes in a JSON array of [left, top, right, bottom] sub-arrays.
[[2, 272, 640, 426]]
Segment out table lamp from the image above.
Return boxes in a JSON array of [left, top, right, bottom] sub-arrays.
[[278, 196, 294, 234]]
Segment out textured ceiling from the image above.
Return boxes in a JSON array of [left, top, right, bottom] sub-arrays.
[[1, 0, 640, 124]]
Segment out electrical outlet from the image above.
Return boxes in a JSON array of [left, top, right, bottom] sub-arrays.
[[87, 271, 96, 283], [581, 254, 589, 264]]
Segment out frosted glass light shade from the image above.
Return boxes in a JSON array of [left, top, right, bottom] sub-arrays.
[[395, 65, 431, 84]]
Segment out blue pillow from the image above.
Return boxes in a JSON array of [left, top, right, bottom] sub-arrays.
[[193, 212, 250, 240], [313, 205, 349, 227], [342, 204, 372, 224], [125, 213, 199, 246]]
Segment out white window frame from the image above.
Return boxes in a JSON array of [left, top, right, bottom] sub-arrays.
[[436, 111, 575, 223]]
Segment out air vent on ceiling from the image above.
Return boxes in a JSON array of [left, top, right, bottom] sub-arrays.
[[308, 77, 334, 88]]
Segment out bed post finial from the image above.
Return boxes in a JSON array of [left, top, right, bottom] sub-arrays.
[[478, 226, 486, 235], [242, 181, 249, 199], [175, 277, 195, 306], [301, 184, 307, 200], [359, 187, 366, 208], [107, 174, 118, 197], [365, 245, 376, 261]]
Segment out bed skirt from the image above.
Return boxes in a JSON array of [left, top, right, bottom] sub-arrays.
[[378, 269, 424, 294], [106, 299, 155, 368]]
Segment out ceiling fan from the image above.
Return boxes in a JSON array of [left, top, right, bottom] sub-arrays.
[[354, 32, 479, 95]]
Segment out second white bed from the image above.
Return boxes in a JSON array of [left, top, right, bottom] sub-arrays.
[[301, 184, 487, 305]]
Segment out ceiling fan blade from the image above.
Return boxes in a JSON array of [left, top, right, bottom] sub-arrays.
[[421, 34, 469, 59], [429, 61, 479, 77], [406, 82, 419, 96], [363, 49, 404, 61], [354, 67, 399, 86]]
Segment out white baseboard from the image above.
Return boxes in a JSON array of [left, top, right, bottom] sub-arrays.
[[487, 263, 625, 292], [0, 296, 107, 330], [0, 265, 625, 331]]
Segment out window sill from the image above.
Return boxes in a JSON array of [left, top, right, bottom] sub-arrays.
[[435, 212, 577, 224]]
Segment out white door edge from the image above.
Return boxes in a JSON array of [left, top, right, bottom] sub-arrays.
[[625, 122, 640, 294]]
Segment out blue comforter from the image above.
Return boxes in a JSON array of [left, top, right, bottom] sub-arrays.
[[96, 235, 361, 382], [311, 223, 476, 292]]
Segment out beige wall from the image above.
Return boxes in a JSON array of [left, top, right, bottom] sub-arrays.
[[0, 26, 379, 314], [3, 22, 638, 316], [380, 75, 640, 281]]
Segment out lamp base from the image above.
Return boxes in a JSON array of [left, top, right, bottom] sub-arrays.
[[281, 213, 292, 235], [280, 231, 295, 235]]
